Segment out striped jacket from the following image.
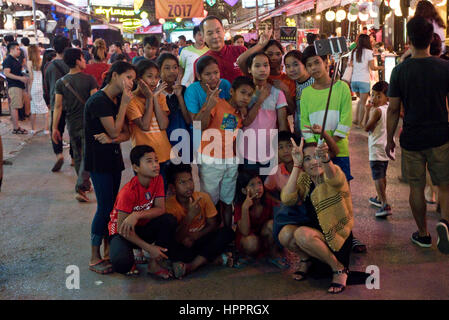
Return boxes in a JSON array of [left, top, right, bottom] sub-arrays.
[[280, 165, 354, 252]]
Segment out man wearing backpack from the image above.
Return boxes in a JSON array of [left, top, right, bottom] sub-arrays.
[[52, 48, 98, 202], [44, 36, 70, 172]]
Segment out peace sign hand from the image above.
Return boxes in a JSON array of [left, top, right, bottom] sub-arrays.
[[242, 188, 256, 211], [291, 137, 304, 166], [205, 84, 221, 109]]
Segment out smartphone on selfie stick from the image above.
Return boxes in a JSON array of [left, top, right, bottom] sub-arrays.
[[314, 37, 349, 144]]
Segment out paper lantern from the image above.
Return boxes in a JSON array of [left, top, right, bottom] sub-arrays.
[[358, 12, 369, 21], [325, 10, 336, 22], [369, 4, 379, 18], [307, 16, 312, 21], [336, 9, 346, 22], [316, 15, 321, 20], [348, 13, 358, 22]]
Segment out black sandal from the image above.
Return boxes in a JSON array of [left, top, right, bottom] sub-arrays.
[[328, 268, 349, 294], [12, 128, 27, 134], [292, 258, 312, 281]]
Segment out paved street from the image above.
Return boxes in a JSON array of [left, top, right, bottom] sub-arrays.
[[0, 104, 448, 300]]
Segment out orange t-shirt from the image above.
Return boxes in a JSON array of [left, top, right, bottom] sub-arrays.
[[269, 73, 296, 98], [165, 191, 217, 233], [199, 99, 242, 159], [126, 94, 172, 163]]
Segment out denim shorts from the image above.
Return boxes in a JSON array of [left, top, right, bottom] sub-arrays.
[[370, 160, 389, 180], [351, 81, 370, 93], [332, 157, 353, 182]]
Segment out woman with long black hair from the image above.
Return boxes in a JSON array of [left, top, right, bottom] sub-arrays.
[[350, 34, 383, 127], [84, 61, 136, 274]]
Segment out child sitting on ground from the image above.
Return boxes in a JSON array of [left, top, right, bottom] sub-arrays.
[[108, 145, 178, 278], [165, 163, 235, 279], [361, 81, 392, 218], [196, 76, 255, 228], [234, 169, 288, 269]]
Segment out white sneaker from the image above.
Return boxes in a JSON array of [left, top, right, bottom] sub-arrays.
[[43, 130, 49, 135]]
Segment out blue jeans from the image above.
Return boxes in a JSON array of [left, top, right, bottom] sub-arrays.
[[90, 171, 122, 246]]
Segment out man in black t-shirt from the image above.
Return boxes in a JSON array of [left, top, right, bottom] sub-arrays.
[[45, 36, 70, 172], [386, 17, 449, 254], [53, 48, 98, 203], [2, 42, 28, 134]]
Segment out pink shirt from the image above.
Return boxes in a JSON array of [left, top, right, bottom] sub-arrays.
[[237, 86, 287, 163]]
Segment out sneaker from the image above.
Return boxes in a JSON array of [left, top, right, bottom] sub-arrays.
[[436, 219, 449, 254], [411, 231, 432, 248], [375, 204, 392, 218], [62, 140, 70, 149], [369, 196, 382, 208], [43, 130, 50, 135]]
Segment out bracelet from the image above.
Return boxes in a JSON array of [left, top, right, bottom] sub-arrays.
[[322, 158, 331, 163], [294, 164, 302, 168]]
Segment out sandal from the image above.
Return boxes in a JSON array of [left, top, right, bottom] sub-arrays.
[[172, 262, 187, 279], [217, 252, 235, 268], [126, 264, 140, 276], [328, 268, 349, 294], [89, 260, 113, 274], [267, 256, 290, 269], [148, 267, 172, 279], [134, 250, 148, 264], [12, 128, 27, 134], [292, 258, 312, 281]]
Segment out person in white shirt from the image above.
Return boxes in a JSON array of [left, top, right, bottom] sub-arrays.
[[179, 26, 208, 87], [349, 34, 383, 127]]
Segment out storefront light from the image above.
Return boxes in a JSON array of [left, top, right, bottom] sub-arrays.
[[437, 0, 446, 6], [347, 13, 358, 22], [369, 4, 379, 18], [408, 8, 415, 16], [359, 12, 369, 21], [315, 15, 321, 20], [307, 16, 312, 21], [325, 10, 336, 22], [394, 8, 402, 17], [175, 17, 182, 22], [389, 0, 400, 10], [336, 9, 346, 21], [159, 18, 166, 24]]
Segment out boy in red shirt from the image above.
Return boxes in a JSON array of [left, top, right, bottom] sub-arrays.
[[108, 145, 178, 278]]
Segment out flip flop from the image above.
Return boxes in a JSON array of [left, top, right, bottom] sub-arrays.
[[266, 257, 290, 269], [148, 268, 172, 279], [126, 264, 140, 276], [172, 262, 187, 279], [51, 158, 64, 172], [89, 260, 113, 274]]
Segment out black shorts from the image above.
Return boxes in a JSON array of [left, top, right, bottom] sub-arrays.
[[370, 161, 388, 180]]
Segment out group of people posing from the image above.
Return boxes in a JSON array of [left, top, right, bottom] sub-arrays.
[[4, 0, 449, 295]]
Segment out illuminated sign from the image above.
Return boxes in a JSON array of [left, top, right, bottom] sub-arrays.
[[94, 7, 138, 20], [155, 0, 204, 19], [286, 18, 296, 27], [120, 18, 142, 28]]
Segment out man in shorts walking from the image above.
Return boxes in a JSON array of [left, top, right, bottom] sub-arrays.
[[386, 16, 449, 254]]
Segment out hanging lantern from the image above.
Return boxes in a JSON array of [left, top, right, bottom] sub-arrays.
[[390, 0, 400, 10], [359, 12, 369, 21], [316, 15, 321, 20], [325, 10, 336, 22], [158, 18, 165, 24], [369, 3, 379, 18], [336, 9, 346, 22], [307, 16, 312, 21], [348, 13, 358, 22]]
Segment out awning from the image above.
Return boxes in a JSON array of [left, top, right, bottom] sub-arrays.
[[6, 0, 90, 20], [316, 0, 341, 13], [286, 0, 315, 16], [135, 25, 163, 34], [261, 0, 302, 21], [229, 11, 272, 30]]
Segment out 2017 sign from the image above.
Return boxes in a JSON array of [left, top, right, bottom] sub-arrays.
[[156, 0, 204, 19]]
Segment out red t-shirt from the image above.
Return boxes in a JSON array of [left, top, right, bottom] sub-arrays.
[[234, 197, 275, 251], [195, 45, 247, 84], [108, 175, 165, 236], [269, 73, 296, 98], [84, 62, 110, 87]]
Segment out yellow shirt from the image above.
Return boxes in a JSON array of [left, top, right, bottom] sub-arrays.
[[126, 94, 171, 163]]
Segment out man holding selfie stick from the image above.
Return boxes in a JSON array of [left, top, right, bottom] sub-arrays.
[[299, 38, 367, 253]]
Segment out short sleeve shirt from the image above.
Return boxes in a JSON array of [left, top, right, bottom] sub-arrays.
[[108, 175, 165, 236], [165, 191, 217, 233], [179, 45, 209, 87], [238, 86, 287, 162], [126, 94, 172, 163], [84, 62, 110, 87], [84, 90, 125, 173], [184, 80, 231, 114], [269, 73, 296, 98], [2, 55, 25, 89], [264, 162, 290, 192], [55, 72, 98, 134], [45, 59, 69, 109], [350, 48, 374, 83], [195, 45, 247, 84], [199, 99, 242, 159], [388, 57, 449, 151]]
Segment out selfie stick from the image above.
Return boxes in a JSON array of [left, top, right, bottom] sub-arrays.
[[315, 39, 348, 144]]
